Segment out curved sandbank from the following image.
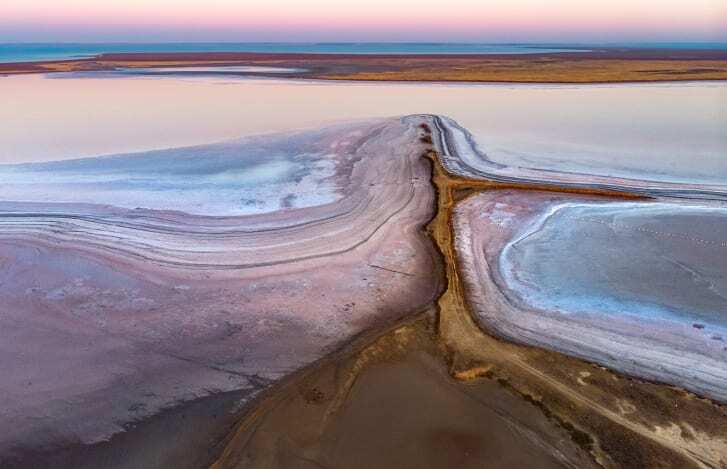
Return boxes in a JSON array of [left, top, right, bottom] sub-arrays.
[[454, 190, 727, 402], [0, 117, 442, 463], [433, 115, 727, 200]]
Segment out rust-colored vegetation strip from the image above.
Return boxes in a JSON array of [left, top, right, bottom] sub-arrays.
[[325, 59, 727, 83], [3, 49, 727, 83]]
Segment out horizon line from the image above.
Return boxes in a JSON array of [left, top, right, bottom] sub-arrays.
[[3, 40, 727, 45]]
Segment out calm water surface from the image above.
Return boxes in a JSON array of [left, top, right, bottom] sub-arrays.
[[1, 74, 725, 185], [0, 43, 587, 63]]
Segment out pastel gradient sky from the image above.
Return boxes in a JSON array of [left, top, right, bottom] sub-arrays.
[[1, 0, 725, 42]]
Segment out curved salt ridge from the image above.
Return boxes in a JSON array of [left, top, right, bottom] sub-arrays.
[[0, 117, 441, 452], [433, 115, 727, 201], [454, 190, 727, 402], [0, 130, 340, 217], [0, 120, 418, 269]]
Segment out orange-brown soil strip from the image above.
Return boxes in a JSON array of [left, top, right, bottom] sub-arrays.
[[3, 49, 727, 83], [209, 121, 727, 469]]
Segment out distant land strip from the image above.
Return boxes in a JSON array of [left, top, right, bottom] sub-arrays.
[[2, 48, 727, 82]]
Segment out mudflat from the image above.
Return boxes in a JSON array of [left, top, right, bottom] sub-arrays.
[[211, 315, 597, 469]]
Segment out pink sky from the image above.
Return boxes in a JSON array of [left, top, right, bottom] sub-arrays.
[[1, 0, 725, 42]]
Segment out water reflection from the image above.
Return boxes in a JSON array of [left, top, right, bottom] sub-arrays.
[[1, 74, 725, 185]]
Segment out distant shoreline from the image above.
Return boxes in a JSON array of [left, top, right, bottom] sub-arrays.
[[2, 48, 727, 83], [0, 42, 593, 64]]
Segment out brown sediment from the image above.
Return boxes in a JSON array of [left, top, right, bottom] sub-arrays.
[[210, 119, 727, 469], [2, 49, 727, 83], [209, 311, 598, 469]]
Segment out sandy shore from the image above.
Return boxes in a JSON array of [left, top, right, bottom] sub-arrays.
[[2, 49, 727, 83]]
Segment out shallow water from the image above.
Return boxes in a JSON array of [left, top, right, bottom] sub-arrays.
[[0, 125, 348, 215], [500, 201, 727, 330], [1, 75, 724, 187], [0, 43, 587, 63]]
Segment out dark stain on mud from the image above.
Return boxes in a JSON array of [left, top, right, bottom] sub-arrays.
[[2, 390, 253, 469], [211, 315, 598, 469]]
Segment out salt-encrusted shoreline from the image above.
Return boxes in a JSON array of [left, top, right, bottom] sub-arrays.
[[433, 115, 727, 201], [453, 190, 727, 402]]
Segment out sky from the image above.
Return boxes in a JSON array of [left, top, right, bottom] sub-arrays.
[[1, 0, 725, 43]]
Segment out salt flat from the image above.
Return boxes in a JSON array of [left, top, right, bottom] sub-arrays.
[[0, 117, 442, 460], [454, 190, 727, 401], [0, 125, 344, 216]]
